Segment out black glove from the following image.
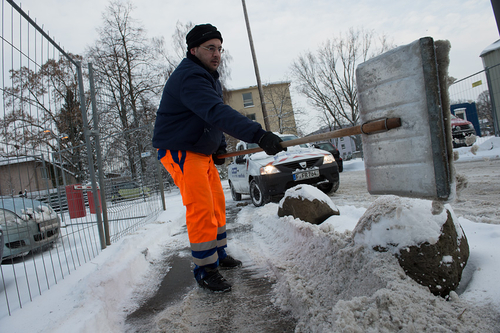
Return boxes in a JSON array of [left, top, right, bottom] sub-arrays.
[[213, 148, 227, 165], [258, 132, 286, 155]]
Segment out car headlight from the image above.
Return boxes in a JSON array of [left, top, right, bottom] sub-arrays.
[[323, 154, 335, 164], [260, 164, 280, 175]]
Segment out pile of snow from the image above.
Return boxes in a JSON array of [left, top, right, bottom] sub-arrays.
[[279, 183, 339, 212], [353, 196, 456, 254], [234, 200, 499, 331], [455, 136, 500, 162]]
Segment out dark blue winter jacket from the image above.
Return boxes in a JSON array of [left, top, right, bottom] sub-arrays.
[[152, 54, 266, 155]]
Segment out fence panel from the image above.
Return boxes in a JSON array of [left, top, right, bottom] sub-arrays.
[[0, 0, 165, 317], [449, 67, 497, 136]]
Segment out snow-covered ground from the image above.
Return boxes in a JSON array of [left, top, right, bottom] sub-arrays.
[[2, 137, 500, 332]]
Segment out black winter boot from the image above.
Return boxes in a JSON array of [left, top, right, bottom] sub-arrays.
[[197, 269, 231, 292], [219, 255, 242, 269]]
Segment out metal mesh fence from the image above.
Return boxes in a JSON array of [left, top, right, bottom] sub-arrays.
[[448, 65, 498, 136], [0, 0, 166, 317]]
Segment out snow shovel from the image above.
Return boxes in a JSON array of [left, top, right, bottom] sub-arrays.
[[219, 37, 452, 201], [217, 117, 402, 158], [355, 37, 453, 201]]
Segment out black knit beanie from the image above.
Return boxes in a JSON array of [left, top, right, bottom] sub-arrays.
[[186, 24, 223, 50]]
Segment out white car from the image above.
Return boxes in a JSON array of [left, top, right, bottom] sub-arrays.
[[227, 134, 340, 206], [1, 197, 60, 260]]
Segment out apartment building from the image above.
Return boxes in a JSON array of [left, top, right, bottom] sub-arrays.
[[225, 81, 297, 135]]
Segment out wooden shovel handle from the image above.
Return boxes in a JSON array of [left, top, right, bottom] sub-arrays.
[[218, 117, 401, 159]]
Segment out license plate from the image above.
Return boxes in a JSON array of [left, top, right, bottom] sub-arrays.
[[293, 169, 320, 181]]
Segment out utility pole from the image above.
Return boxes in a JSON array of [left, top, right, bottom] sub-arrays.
[[491, 0, 500, 36], [241, 0, 271, 131]]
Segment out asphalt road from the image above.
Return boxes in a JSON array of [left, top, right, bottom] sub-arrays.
[[332, 158, 500, 225]]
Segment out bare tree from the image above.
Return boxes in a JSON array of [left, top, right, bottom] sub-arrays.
[[477, 90, 492, 122], [263, 81, 299, 134], [87, 1, 170, 178], [1, 55, 88, 182], [171, 21, 195, 63], [291, 28, 392, 148], [476, 90, 494, 134]]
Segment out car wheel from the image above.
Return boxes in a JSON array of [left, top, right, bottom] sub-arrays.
[[250, 179, 269, 207], [229, 181, 242, 201], [318, 180, 339, 194], [331, 180, 340, 193]]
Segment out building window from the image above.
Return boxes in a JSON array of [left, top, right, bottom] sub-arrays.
[[341, 144, 346, 150], [242, 92, 254, 107], [340, 137, 344, 141], [246, 113, 256, 121], [40, 167, 49, 179], [454, 108, 467, 120]]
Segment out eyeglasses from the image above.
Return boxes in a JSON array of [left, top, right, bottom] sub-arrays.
[[200, 45, 224, 54]]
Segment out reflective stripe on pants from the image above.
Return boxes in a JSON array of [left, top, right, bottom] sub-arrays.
[[159, 150, 226, 268]]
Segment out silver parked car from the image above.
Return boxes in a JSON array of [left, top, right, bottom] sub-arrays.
[[0, 197, 61, 261]]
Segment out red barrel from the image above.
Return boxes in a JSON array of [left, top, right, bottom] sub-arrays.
[[87, 189, 101, 214], [66, 185, 86, 219]]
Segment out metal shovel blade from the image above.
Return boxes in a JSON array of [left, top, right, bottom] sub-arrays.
[[356, 37, 452, 201]]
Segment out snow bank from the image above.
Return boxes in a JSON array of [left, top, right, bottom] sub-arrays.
[[279, 184, 339, 212], [1, 193, 188, 333], [353, 196, 456, 254], [235, 202, 500, 331], [459, 217, 500, 309], [455, 136, 500, 162]]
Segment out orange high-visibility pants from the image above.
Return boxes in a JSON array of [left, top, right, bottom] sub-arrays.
[[159, 150, 227, 269]]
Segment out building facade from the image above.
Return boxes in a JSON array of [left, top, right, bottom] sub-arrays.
[[0, 156, 76, 197], [225, 81, 297, 135]]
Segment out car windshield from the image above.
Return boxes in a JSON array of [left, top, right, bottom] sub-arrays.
[[0, 209, 22, 225], [316, 143, 334, 150], [0, 197, 45, 216], [281, 135, 308, 148], [245, 134, 307, 151]]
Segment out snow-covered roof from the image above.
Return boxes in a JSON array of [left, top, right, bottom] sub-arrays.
[[480, 39, 500, 57], [0, 155, 48, 167], [229, 80, 291, 91]]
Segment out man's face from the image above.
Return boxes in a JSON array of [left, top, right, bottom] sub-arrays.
[[191, 38, 222, 72]]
